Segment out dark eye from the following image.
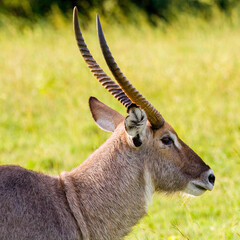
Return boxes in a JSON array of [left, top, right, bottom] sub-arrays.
[[161, 136, 173, 145]]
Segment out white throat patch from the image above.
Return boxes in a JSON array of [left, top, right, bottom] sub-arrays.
[[144, 170, 154, 212]]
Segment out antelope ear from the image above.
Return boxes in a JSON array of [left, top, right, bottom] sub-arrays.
[[89, 97, 124, 132]]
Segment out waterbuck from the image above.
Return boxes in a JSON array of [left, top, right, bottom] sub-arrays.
[[0, 7, 215, 240]]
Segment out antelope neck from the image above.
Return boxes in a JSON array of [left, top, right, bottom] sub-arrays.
[[59, 172, 90, 240]]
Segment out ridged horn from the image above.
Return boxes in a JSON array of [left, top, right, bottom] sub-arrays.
[[73, 7, 132, 108], [96, 14, 164, 129]]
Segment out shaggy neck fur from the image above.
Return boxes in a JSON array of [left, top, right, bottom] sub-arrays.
[[63, 125, 152, 240]]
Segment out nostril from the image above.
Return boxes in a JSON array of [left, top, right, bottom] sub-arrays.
[[208, 173, 215, 185]]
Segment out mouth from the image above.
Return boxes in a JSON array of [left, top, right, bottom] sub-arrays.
[[184, 180, 213, 196], [183, 169, 215, 196], [193, 183, 208, 191]]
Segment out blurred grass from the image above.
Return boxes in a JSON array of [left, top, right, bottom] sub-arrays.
[[1, 9, 240, 240]]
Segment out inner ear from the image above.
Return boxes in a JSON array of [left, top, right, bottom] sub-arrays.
[[89, 97, 124, 132], [125, 107, 147, 147], [132, 134, 142, 147]]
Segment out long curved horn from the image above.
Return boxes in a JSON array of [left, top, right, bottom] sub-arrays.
[[96, 15, 164, 129], [73, 7, 132, 108]]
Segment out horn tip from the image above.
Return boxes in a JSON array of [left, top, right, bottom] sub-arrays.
[[73, 6, 79, 29], [73, 6, 78, 21], [96, 14, 101, 31], [73, 6, 78, 13], [96, 14, 103, 39]]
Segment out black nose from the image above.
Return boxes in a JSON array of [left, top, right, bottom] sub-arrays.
[[208, 173, 215, 185]]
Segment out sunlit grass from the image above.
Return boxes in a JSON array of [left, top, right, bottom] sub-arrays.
[[0, 11, 240, 239]]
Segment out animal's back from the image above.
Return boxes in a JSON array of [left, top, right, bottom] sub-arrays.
[[0, 165, 80, 240]]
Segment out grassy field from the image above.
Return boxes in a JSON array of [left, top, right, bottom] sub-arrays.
[[1, 11, 240, 239]]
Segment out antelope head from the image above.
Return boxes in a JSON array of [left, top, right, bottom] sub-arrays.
[[73, 7, 215, 196]]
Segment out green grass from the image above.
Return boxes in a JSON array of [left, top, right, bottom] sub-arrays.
[[1, 11, 240, 239]]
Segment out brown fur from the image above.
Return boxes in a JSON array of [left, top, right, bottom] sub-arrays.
[[0, 99, 213, 240], [0, 165, 80, 240]]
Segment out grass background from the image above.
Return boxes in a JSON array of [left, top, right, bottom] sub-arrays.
[[0, 9, 240, 239]]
